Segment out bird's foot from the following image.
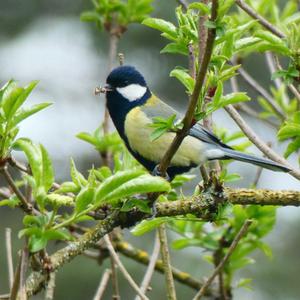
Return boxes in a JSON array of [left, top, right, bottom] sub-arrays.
[[152, 165, 170, 181]]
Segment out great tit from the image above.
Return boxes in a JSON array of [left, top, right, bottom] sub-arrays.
[[104, 65, 290, 179]]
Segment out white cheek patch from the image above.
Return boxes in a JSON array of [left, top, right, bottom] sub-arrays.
[[117, 84, 147, 102]]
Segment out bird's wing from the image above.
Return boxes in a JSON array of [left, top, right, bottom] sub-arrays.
[[141, 94, 181, 120], [141, 94, 232, 149], [189, 124, 233, 149]]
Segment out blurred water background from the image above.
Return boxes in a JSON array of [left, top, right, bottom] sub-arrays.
[[0, 1, 299, 299]]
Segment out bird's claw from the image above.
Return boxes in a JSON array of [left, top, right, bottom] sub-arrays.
[[152, 165, 170, 181]]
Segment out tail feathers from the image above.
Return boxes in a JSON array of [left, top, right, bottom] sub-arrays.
[[215, 148, 291, 173]]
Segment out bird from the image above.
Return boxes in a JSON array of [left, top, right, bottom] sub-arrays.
[[103, 65, 290, 180]]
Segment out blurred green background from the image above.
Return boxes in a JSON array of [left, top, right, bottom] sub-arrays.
[[0, 1, 299, 299]]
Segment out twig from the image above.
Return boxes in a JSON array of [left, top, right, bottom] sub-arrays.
[[237, 65, 285, 119], [109, 247, 120, 300], [224, 104, 300, 180], [235, 0, 285, 38], [235, 102, 278, 128], [0, 294, 10, 300], [158, 225, 177, 300], [273, 55, 300, 104], [115, 241, 209, 293], [192, 219, 253, 300], [1, 165, 33, 214], [93, 269, 111, 300], [158, 0, 218, 176], [8, 157, 29, 173], [24, 188, 300, 296], [9, 252, 22, 300], [5, 228, 14, 290], [103, 235, 150, 300], [135, 232, 160, 300], [19, 246, 29, 300], [176, 0, 188, 11], [118, 53, 125, 66], [45, 273, 56, 300]]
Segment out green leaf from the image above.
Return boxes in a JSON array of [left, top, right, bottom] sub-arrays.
[[75, 187, 95, 214], [44, 229, 73, 241], [172, 238, 202, 250], [142, 18, 177, 38], [278, 123, 300, 140], [220, 92, 250, 106], [121, 198, 151, 213], [188, 3, 210, 15], [205, 20, 216, 28], [284, 137, 300, 158], [212, 81, 223, 106], [100, 174, 171, 204], [40, 144, 54, 192], [150, 127, 169, 141], [170, 69, 194, 93], [12, 103, 52, 127], [161, 43, 188, 55], [80, 11, 102, 23], [70, 158, 87, 187], [76, 132, 97, 146], [7, 81, 39, 119], [54, 181, 79, 194], [131, 217, 170, 236], [13, 138, 42, 186], [29, 235, 48, 253], [95, 170, 145, 203]]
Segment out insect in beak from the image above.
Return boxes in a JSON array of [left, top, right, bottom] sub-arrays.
[[94, 84, 113, 95]]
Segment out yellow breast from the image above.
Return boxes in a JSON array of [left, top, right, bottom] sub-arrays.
[[124, 107, 205, 167]]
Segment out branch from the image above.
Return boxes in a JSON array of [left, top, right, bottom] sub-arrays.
[[1, 165, 33, 214], [158, 225, 177, 300], [158, 0, 218, 175], [103, 235, 149, 300], [115, 241, 209, 293], [135, 232, 160, 300], [45, 273, 56, 300], [24, 188, 300, 296], [192, 220, 253, 299], [235, 0, 285, 38], [93, 269, 111, 300], [5, 228, 14, 290], [236, 65, 285, 119], [224, 105, 300, 180], [25, 211, 119, 297]]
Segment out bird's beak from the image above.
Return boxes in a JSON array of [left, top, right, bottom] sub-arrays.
[[94, 84, 113, 95]]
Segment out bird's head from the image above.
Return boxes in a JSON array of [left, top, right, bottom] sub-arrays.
[[105, 65, 150, 103]]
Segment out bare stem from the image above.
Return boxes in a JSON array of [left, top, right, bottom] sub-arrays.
[[5, 228, 14, 290], [45, 273, 56, 300], [10, 252, 22, 300], [237, 65, 285, 119], [235, 0, 285, 38], [109, 242, 120, 300], [193, 220, 253, 300], [103, 235, 149, 300], [224, 104, 300, 180], [93, 269, 111, 300], [115, 241, 207, 292], [135, 232, 160, 300], [158, 225, 177, 300], [19, 246, 29, 300], [158, 0, 218, 175], [1, 165, 33, 214]]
